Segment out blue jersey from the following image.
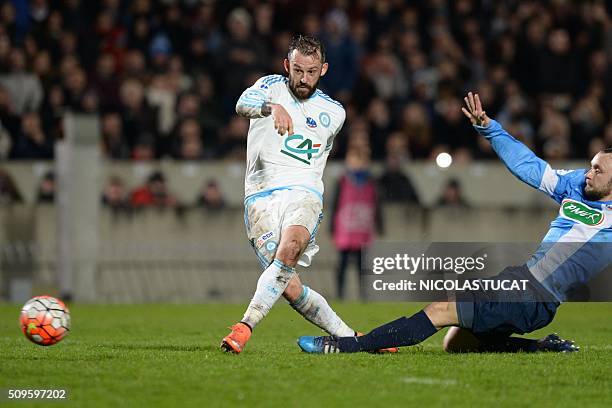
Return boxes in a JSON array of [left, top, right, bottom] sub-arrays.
[[475, 120, 612, 302]]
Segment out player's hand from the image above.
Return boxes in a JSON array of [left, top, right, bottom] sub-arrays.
[[462, 92, 490, 127], [270, 104, 294, 136]]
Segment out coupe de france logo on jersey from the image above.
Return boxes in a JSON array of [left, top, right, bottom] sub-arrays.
[[280, 134, 321, 165]]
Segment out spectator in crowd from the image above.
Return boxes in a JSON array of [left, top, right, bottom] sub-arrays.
[[102, 175, 129, 212], [319, 8, 360, 102], [63, 66, 90, 111], [184, 2, 222, 74], [536, 28, 577, 100], [194, 72, 223, 143], [0, 121, 11, 158], [147, 73, 177, 137], [362, 34, 407, 101], [433, 96, 477, 157], [101, 111, 130, 160], [398, 102, 433, 159], [130, 171, 177, 209], [11, 111, 53, 159], [378, 132, 420, 205], [437, 178, 469, 207], [331, 148, 382, 300], [91, 52, 120, 111], [216, 115, 248, 159], [0, 167, 23, 205], [173, 117, 204, 160], [118, 78, 158, 151], [195, 180, 225, 211], [123, 49, 147, 78], [160, 3, 190, 62], [0, 47, 42, 114], [218, 8, 266, 114], [38, 84, 63, 142], [378, 153, 420, 205], [0, 84, 19, 154], [131, 136, 156, 161], [365, 98, 392, 159], [36, 170, 55, 203]]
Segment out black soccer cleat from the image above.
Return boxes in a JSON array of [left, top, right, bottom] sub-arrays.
[[537, 333, 580, 353]]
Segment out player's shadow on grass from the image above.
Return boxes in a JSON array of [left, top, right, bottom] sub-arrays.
[[99, 343, 218, 352]]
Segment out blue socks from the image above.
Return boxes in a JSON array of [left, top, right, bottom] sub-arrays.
[[338, 310, 438, 352]]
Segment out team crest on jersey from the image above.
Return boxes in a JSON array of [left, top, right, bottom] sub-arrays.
[[319, 112, 331, 128], [560, 199, 604, 226], [306, 117, 317, 128], [280, 134, 321, 165]]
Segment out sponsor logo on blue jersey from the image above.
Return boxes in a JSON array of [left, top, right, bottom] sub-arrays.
[[560, 199, 604, 226]]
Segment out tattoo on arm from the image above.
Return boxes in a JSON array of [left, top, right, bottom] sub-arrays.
[[261, 102, 274, 117]]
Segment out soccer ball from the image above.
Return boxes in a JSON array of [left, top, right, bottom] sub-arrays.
[[20, 296, 71, 346]]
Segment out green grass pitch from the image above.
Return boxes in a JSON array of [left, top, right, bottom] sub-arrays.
[[1, 302, 611, 407]]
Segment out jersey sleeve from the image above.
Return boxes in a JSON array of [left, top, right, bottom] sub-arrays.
[[325, 109, 346, 152], [474, 119, 583, 203], [235, 75, 286, 118]]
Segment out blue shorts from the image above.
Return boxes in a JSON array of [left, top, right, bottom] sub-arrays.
[[456, 265, 560, 336]]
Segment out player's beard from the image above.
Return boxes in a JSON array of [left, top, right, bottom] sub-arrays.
[[288, 76, 319, 100], [584, 179, 612, 201]]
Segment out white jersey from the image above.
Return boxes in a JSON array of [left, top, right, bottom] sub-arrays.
[[236, 74, 346, 199]]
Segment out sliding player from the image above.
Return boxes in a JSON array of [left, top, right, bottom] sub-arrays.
[[298, 92, 611, 354]]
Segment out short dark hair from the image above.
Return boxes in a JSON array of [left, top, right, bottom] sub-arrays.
[[288, 34, 325, 63]]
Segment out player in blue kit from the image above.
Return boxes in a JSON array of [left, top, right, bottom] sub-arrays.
[[298, 92, 612, 354]]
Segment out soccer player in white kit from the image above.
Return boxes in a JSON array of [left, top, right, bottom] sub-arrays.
[[221, 35, 396, 354]]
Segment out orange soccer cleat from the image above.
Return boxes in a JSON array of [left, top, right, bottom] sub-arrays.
[[220, 323, 252, 354], [357, 332, 399, 354]]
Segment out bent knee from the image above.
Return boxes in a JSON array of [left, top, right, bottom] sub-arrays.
[[276, 239, 306, 265], [442, 327, 481, 353], [423, 301, 457, 328], [425, 301, 452, 315], [443, 327, 462, 353], [283, 278, 303, 302]]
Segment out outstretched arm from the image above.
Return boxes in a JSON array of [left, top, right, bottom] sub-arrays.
[[462, 92, 565, 201]]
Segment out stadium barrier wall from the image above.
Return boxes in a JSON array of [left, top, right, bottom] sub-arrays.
[[0, 160, 583, 208], [0, 203, 558, 303]]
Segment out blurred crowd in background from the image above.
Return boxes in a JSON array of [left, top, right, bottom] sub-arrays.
[[5, 0, 608, 296], [0, 0, 609, 165]]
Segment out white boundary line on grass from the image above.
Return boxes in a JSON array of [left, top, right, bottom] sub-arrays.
[[401, 377, 458, 386], [584, 345, 612, 350]]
